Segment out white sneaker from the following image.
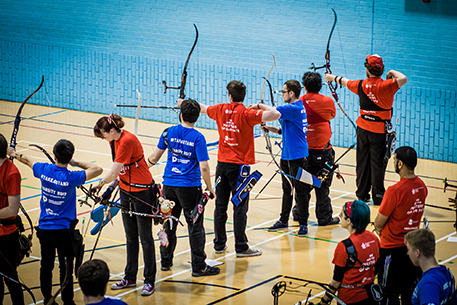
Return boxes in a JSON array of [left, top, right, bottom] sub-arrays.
[[236, 247, 262, 257]]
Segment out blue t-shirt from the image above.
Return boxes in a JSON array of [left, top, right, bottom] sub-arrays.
[[88, 296, 127, 305], [277, 100, 309, 160], [33, 163, 86, 230], [412, 266, 457, 305], [157, 125, 209, 187]]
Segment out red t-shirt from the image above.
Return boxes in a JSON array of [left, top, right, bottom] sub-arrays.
[[333, 230, 380, 303], [207, 102, 263, 164], [299, 93, 335, 150], [347, 77, 399, 134], [378, 176, 428, 248], [0, 159, 21, 236], [113, 130, 153, 192]]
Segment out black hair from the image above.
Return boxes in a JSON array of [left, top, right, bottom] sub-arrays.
[[180, 99, 200, 123], [302, 72, 322, 93], [0, 134, 7, 159], [226, 81, 246, 103], [53, 139, 75, 164], [364, 60, 384, 77], [395, 146, 417, 170], [78, 259, 110, 297], [284, 80, 302, 99]]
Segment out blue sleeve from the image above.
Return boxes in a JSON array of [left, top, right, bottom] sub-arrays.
[[71, 170, 87, 187], [195, 133, 209, 162], [157, 133, 167, 150], [277, 104, 299, 121], [32, 162, 45, 178]]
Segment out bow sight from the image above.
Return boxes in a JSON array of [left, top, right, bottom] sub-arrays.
[[316, 144, 355, 183]]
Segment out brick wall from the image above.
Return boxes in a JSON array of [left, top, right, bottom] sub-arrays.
[[1, 0, 456, 162]]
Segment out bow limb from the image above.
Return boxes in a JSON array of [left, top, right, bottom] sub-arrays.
[[9, 76, 44, 157], [179, 24, 199, 99], [323, 10, 357, 132], [0, 270, 36, 304], [259, 54, 293, 190], [29, 144, 54, 163], [260, 54, 275, 104], [284, 276, 347, 305], [46, 257, 70, 305], [134, 90, 142, 136]]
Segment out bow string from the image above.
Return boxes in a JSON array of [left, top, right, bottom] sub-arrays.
[[260, 54, 293, 190]]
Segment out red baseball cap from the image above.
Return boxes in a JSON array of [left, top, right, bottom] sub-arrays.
[[366, 54, 384, 71]]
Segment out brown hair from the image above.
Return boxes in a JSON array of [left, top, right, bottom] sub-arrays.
[[404, 228, 435, 258], [93, 113, 125, 138]]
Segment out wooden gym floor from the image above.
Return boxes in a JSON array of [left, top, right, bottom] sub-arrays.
[[1, 100, 456, 305]]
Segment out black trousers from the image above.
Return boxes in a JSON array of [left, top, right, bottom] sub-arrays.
[[279, 158, 310, 226], [356, 127, 387, 205], [160, 186, 207, 272], [0, 230, 24, 305], [307, 148, 335, 224], [37, 228, 75, 305], [213, 162, 250, 253], [120, 189, 156, 285], [378, 246, 422, 305]]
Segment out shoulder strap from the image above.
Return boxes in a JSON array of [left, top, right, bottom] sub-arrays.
[[342, 237, 366, 270], [110, 140, 116, 162]]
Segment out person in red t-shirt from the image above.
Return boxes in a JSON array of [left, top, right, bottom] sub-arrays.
[[93, 114, 156, 296], [0, 133, 24, 305], [324, 55, 407, 206], [374, 146, 427, 305], [318, 200, 380, 305], [298, 72, 339, 226], [186, 80, 280, 257]]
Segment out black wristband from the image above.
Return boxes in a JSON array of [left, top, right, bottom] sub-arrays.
[[278, 128, 282, 135]]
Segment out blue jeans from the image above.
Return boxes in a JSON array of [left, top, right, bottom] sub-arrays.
[[160, 186, 207, 272], [213, 162, 250, 253], [120, 189, 156, 285]]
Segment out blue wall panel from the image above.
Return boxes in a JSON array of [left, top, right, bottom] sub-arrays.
[[0, 0, 456, 162]]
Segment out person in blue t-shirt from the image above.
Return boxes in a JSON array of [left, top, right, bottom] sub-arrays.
[[78, 259, 127, 305], [405, 229, 457, 305], [251, 80, 310, 236], [8, 139, 102, 305], [147, 99, 220, 277]]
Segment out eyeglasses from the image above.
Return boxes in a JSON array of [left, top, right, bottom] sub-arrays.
[[281, 90, 290, 94]]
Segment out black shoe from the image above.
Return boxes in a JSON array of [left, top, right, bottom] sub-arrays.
[[161, 264, 172, 271], [192, 265, 220, 277], [319, 217, 340, 226]]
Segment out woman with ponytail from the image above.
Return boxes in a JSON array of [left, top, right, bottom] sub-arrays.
[[93, 114, 156, 296]]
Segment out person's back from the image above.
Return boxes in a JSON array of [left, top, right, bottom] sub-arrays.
[[78, 259, 127, 305], [374, 146, 427, 305]]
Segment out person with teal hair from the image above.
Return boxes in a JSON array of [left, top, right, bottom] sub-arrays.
[[317, 200, 381, 305]]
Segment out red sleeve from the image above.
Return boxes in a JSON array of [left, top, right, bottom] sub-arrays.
[[376, 78, 400, 109], [245, 107, 263, 127], [346, 80, 361, 95], [332, 241, 348, 268], [206, 104, 220, 121], [378, 185, 396, 217], [7, 172, 21, 196]]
